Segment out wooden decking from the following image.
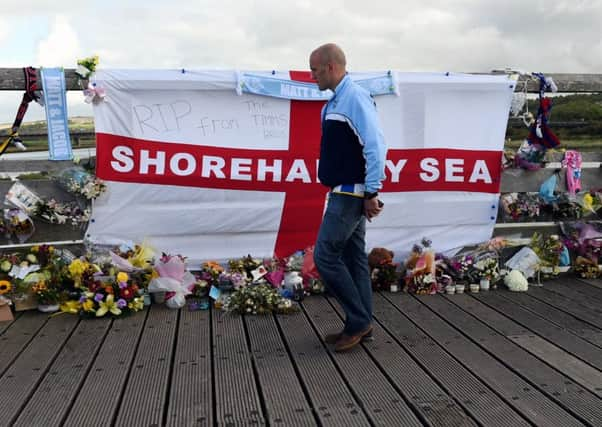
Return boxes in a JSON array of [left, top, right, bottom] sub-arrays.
[[2, 277, 602, 426]]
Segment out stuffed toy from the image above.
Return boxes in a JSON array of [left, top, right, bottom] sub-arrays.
[[368, 247, 394, 269], [504, 269, 529, 292]]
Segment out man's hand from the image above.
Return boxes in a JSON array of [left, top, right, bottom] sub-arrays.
[[364, 198, 383, 221]]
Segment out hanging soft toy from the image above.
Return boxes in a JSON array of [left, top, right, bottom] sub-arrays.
[[562, 150, 582, 196], [527, 73, 560, 149]]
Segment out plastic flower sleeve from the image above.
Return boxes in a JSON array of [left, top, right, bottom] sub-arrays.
[[3, 209, 35, 243], [148, 272, 195, 309], [5, 182, 43, 214], [504, 246, 541, 279]]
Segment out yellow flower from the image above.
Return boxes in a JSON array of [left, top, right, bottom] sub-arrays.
[[117, 272, 129, 283], [128, 297, 144, 311], [32, 280, 48, 293], [82, 299, 95, 312], [584, 193, 594, 211], [60, 300, 81, 314], [68, 259, 87, 277], [0, 280, 11, 295], [129, 242, 155, 268], [96, 294, 121, 317]]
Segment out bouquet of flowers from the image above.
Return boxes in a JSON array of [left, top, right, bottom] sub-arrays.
[[33, 199, 90, 226], [500, 192, 541, 221], [217, 271, 248, 291], [530, 232, 564, 273], [148, 253, 195, 309], [30, 276, 61, 306], [449, 253, 477, 283], [573, 256, 601, 279], [227, 255, 262, 281], [3, 209, 35, 243], [30, 280, 57, 305], [78, 271, 144, 317], [198, 261, 224, 287], [542, 193, 582, 221], [110, 242, 156, 271], [404, 239, 438, 294], [474, 256, 500, 282], [75, 55, 99, 78], [224, 283, 298, 315], [55, 166, 106, 200], [370, 259, 399, 291]]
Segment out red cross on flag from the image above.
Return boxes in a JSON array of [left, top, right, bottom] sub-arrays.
[[88, 69, 514, 264]]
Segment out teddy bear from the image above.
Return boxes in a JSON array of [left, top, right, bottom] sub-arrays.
[[368, 247, 394, 269]]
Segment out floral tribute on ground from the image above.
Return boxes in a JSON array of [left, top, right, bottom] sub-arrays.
[[1, 224, 600, 317]]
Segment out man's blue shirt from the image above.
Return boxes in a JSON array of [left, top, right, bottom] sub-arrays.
[[318, 75, 387, 193]]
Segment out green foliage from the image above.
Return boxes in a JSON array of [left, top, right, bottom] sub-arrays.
[[552, 98, 602, 121]]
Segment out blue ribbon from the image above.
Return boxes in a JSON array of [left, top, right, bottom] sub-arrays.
[[239, 72, 397, 100], [41, 68, 73, 161]]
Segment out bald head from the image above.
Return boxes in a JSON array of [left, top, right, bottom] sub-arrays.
[[312, 43, 346, 68], [309, 43, 347, 91]]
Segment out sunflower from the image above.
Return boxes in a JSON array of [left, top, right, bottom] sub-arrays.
[[0, 280, 11, 295]]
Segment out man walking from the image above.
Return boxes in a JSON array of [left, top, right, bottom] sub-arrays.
[[309, 43, 387, 352]]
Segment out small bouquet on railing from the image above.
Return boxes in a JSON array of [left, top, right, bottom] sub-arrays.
[[55, 166, 107, 200], [500, 192, 541, 222], [75, 55, 99, 79], [578, 191, 602, 217]]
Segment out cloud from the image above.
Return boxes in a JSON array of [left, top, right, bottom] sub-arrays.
[[0, 19, 11, 45], [36, 15, 81, 67]]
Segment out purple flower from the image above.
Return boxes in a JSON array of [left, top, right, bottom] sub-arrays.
[[94, 293, 104, 302], [79, 295, 87, 303], [117, 298, 127, 308], [119, 281, 128, 289]]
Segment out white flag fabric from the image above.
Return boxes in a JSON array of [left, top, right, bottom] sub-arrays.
[[87, 69, 514, 264]]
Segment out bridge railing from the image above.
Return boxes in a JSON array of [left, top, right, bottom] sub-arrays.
[[1, 68, 601, 250]]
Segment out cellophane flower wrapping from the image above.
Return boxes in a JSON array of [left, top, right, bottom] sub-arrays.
[[54, 166, 107, 201], [149, 254, 195, 309], [404, 240, 437, 294]]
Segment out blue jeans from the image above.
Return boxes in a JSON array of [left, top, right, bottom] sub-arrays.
[[314, 192, 372, 335]]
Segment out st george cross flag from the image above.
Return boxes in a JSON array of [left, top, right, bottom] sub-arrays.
[[88, 69, 514, 264]]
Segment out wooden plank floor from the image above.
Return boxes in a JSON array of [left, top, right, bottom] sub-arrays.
[[2, 277, 602, 426]]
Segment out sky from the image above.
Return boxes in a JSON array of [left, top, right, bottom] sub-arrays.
[[0, 0, 600, 124]]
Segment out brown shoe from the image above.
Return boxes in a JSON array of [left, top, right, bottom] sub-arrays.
[[324, 329, 374, 345], [334, 325, 373, 352]]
